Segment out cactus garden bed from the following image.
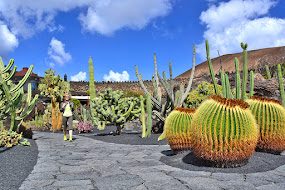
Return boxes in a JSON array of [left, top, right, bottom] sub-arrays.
[[160, 150, 285, 174], [0, 138, 38, 190]]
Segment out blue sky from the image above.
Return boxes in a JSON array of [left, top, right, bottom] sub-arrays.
[[0, 0, 285, 82]]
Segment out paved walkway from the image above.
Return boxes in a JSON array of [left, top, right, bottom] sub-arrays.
[[20, 132, 285, 190]]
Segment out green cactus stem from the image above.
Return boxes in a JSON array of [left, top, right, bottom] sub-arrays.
[[249, 71, 254, 97], [277, 64, 285, 107], [89, 57, 96, 100], [247, 96, 285, 154], [235, 57, 241, 99], [190, 95, 258, 167], [241, 42, 248, 100], [225, 74, 230, 99], [205, 40, 218, 94], [221, 71, 226, 97], [265, 65, 271, 79], [140, 95, 146, 138], [165, 107, 195, 154], [145, 92, 152, 137]]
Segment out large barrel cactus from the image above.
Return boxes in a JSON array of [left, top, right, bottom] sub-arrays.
[[246, 96, 285, 154], [165, 107, 195, 154], [190, 95, 258, 167]]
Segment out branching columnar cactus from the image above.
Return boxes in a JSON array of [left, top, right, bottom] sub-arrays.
[[0, 57, 38, 131], [39, 69, 70, 131], [135, 45, 196, 135], [90, 88, 141, 135], [206, 41, 254, 100], [190, 95, 258, 167], [246, 96, 285, 154], [165, 107, 195, 154]]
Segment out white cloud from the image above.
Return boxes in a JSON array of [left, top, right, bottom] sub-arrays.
[[0, 0, 172, 37], [0, 0, 172, 55], [0, 25, 19, 59], [78, 0, 172, 35], [196, 0, 285, 59], [103, 70, 130, 82], [48, 37, 71, 66], [71, 71, 87, 81]]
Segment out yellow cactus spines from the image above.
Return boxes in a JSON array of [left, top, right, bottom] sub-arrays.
[[190, 95, 258, 168], [246, 96, 285, 154], [165, 107, 196, 154]]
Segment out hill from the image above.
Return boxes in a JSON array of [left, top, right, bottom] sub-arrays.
[[176, 46, 285, 79]]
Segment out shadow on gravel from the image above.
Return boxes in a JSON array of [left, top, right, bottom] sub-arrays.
[[160, 150, 285, 174], [0, 146, 14, 153]]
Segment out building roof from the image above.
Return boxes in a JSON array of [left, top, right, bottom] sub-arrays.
[[15, 67, 38, 77]]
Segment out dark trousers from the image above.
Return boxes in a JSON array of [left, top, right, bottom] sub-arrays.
[[62, 116, 73, 130]]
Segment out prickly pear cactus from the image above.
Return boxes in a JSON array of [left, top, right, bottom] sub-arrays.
[[190, 95, 258, 167], [246, 96, 285, 154], [90, 88, 142, 134], [165, 107, 195, 154]]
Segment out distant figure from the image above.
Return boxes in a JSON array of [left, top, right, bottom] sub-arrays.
[[60, 94, 74, 142]]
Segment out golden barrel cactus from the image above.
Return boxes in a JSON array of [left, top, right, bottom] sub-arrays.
[[190, 95, 258, 167], [165, 107, 195, 154], [246, 96, 285, 154]]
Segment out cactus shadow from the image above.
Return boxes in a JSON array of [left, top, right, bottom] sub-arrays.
[[0, 146, 14, 153], [182, 152, 210, 167], [161, 150, 175, 156]]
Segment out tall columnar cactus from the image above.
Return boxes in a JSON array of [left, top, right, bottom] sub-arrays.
[[146, 92, 152, 137], [135, 45, 196, 125], [225, 73, 230, 98], [0, 57, 38, 131], [140, 95, 146, 137], [235, 58, 241, 99], [39, 69, 70, 131], [241, 42, 248, 100], [246, 96, 285, 154], [165, 107, 195, 154], [249, 71, 254, 97], [221, 71, 226, 97], [90, 88, 142, 135], [277, 64, 285, 107], [206, 40, 218, 94], [265, 65, 271, 79], [89, 57, 96, 100], [190, 95, 258, 167]]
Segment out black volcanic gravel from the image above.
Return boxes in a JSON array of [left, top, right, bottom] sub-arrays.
[[0, 139, 38, 190], [160, 150, 285, 174]]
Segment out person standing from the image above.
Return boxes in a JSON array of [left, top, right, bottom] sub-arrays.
[[60, 94, 74, 141]]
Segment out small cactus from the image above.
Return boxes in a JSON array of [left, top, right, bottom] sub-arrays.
[[246, 96, 285, 154], [190, 95, 258, 167], [165, 107, 195, 154]]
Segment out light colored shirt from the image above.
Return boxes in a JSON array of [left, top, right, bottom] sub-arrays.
[[63, 103, 73, 117]]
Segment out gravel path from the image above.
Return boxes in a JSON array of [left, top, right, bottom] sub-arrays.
[[20, 132, 285, 190]]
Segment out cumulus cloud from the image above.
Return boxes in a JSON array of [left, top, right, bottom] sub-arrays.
[[103, 70, 130, 82], [71, 71, 87, 81], [0, 0, 172, 37], [78, 0, 172, 35], [48, 37, 71, 66], [196, 0, 285, 59], [0, 25, 19, 59], [0, 0, 172, 55]]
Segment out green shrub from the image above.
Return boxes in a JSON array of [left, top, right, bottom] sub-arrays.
[[70, 99, 81, 109], [185, 82, 223, 108]]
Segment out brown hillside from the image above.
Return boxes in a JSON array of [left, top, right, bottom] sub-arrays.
[[176, 46, 285, 78]]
